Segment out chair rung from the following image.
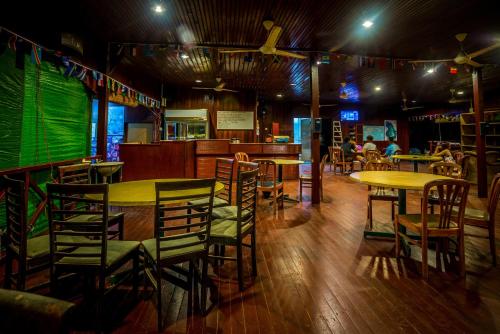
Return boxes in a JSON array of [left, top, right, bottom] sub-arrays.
[[158, 239, 205, 252], [55, 252, 101, 257], [160, 212, 207, 221]]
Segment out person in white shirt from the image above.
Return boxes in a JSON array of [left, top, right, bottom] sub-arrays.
[[362, 135, 377, 155]]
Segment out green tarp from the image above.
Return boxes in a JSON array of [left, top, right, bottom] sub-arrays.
[[0, 49, 91, 234]]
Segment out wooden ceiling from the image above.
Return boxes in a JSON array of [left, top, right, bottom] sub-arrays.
[[3, 0, 500, 104]]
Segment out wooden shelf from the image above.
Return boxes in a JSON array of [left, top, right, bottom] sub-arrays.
[[462, 134, 475, 137]]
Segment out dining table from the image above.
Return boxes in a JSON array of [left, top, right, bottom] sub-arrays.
[[269, 158, 305, 202], [391, 154, 442, 172], [91, 161, 124, 183], [349, 171, 452, 239]]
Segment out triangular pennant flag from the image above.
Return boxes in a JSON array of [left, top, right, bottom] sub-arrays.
[[30, 44, 42, 65], [8, 35, 17, 51]]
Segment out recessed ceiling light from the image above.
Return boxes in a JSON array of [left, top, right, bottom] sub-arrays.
[[427, 68, 435, 74], [195, 79, 202, 83], [457, 90, 464, 95], [374, 86, 382, 91], [411, 100, 417, 103], [154, 4, 165, 13], [181, 53, 189, 59], [316, 61, 321, 65], [276, 93, 283, 98], [290, 83, 296, 86], [362, 20, 374, 29]]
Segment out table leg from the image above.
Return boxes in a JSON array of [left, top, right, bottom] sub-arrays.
[[413, 161, 418, 172]]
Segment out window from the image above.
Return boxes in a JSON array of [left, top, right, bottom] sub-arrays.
[[91, 100, 125, 161]]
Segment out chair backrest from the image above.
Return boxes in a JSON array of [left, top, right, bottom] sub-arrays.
[[365, 150, 381, 161], [332, 147, 346, 163], [234, 152, 249, 162], [460, 154, 472, 179], [47, 183, 109, 269], [235, 167, 259, 235], [3, 176, 28, 259], [328, 146, 335, 162], [58, 163, 91, 184], [215, 158, 234, 204], [320, 154, 329, 179], [237, 161, 259, 173], [452, 150, 464, 164], [365, 160, 393, 171], [488, 173, 500, 220], [253, 159, 279, 188], [429, 162, 462, 179], [421, 179, 470, 229], [154, 179, 216, 263]]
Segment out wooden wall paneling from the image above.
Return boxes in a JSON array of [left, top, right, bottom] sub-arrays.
[[473, 69, 487, 198], [196, 140, 231, 154]]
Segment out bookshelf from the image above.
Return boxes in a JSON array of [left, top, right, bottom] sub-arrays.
[[461, 107, 500, 151]]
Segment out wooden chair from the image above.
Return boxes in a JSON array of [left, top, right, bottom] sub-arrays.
[[3, 176, 51, 291], [332, 147, 353, 175], [46, 183, 140, 328], [234, 152, 249, 162], [328, 146, 335, 172], [365, 160, 398, 230], [209, 166, 259, 291], [142, 179, 216, 331], [58, 163, 125, 240], [461, 173, 500, 265], [395, 179, 470, 279], [365, 150, 381, 162], [299, 154, 328, 201], [190, 158, 234, 208], [253, 159, 283, 212], [427, 162, 463, 214], [391, 149, 403, 170], [460, 154, 472, 180]]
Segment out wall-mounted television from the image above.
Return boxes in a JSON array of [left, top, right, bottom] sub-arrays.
[[340, 110, 359, 121]]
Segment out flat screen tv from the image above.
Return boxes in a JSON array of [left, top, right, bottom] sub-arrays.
[[340, 110, 359, 121]]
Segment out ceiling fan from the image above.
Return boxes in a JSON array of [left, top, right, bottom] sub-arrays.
[[401, 92, 424, 111], [219, 20, 306, 60], [409, 33, 500, 67], [448, 89, 468, 104], [192, 77, 238, 93]]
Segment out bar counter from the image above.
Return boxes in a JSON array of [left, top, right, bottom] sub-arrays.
[[119, 140, 302, 181]]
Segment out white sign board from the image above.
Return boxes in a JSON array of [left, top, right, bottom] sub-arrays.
[[217, 111, 254, 130], [164, 109, 208, 119]]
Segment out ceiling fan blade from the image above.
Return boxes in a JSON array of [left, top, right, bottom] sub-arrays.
[[406, 106, 424, 110], [221, 88, 239, 93], [467, 42, 500, 59], [192, 87, 213, 90], [275, 49, 307, 59], [219, 49, 260, 54], [263, 25, 282, 49], [320, 104, 338, 107], [465, 59, 483, 67], [408, 59, 454, 64], [217, 82, 226, 89]]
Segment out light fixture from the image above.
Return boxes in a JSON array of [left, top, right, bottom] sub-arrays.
[[181, 53, 189, 59], [427, 67, 435, 74], [276, 93, 283, 98], [411, 100, 417, 103], [457, 90, 464, 95], [374, 86, 382, 91], [263, 15, 274, 31], [153, 3, 165, 13], [290, 83, 296, 86], [362, 20, 374, 29], [195, 79, 202, 83]]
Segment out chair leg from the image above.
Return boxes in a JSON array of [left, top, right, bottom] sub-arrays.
[[157, 271, 163, 332], [251, 229, 257, 277], [97, 273, 106, 331], [273, 189, 277, 213], [489, 221, 497, 266], [459, 231, 466, 277], [237, 243, 244, 291], [391, 201, 395, 221], [187, 261, 194, 316], [201, 254, 209, 315], [3, 250, 12, 289], [395, 220, 401, 257], [299, 179, 303, 202], [133, 251, 139, 298], [220, 246, 226, 266], [421, 236, 429, 280], [17, 260, 26, 291], [368, 198, 373, 230], [119, 216, 125, 240]]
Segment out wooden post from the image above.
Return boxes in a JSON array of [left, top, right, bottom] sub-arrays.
[[310, 56, 320, 204], [96, 84, 109, 161], [473, 68, 487, 198]]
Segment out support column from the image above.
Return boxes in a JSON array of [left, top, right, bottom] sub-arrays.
[[472, 68, 487, 198], [96, 83, 108, 161], [310, 56, 321, 204]]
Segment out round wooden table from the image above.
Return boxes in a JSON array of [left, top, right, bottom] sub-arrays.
[[349, 171, 452, 238], [391, 155, 442, 172], [92, 178, 225, 206]]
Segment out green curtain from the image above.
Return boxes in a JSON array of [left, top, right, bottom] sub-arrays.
[[0, 49, 91, 234]]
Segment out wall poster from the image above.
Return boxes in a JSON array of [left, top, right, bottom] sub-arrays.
[[384, 120, 398, 140]]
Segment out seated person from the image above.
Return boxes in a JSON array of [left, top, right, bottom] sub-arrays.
[[384, 137, 401, 158], [362, 135, 377, 155], [433, 142, 455, 162], [341, 136, 356, 161]]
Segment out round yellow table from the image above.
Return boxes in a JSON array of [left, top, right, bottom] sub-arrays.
[[391, 155, 442, 172], [91, 162, 124, 183], [350, 171, 452, 238], [96, 178, 225, 206], [269, 159, 304, 202]]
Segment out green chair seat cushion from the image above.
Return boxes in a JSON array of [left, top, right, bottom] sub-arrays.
[[188, 197, 229, 208], [27, 234, 90, 259], [142, 236, 205, 261], [399, 214, 458, 229], [452, 207, 489, 221], [66, 212, 124, 223], [56, 240, 140, 267], [209, 219, 253, 239], [212, 206, 251, 220]]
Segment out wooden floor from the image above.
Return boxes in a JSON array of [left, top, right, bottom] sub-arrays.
[[7, 162, 500, 333]]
